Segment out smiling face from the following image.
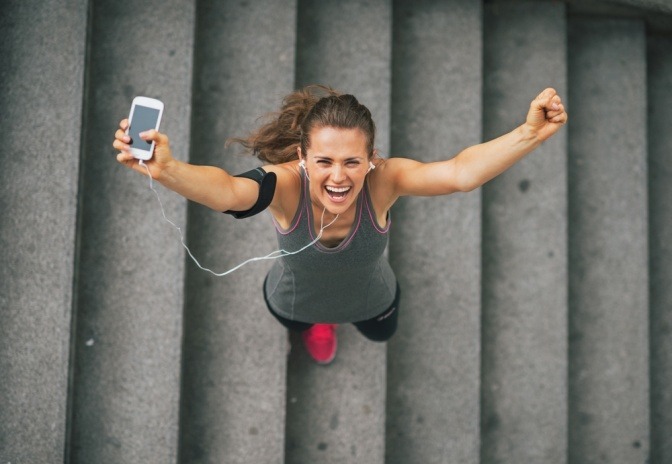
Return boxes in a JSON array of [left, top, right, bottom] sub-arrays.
[[300, 126, 371, 215]]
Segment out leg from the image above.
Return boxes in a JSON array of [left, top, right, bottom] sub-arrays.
[[353, 283, 401, 342]]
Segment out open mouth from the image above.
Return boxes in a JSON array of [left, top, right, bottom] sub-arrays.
[[325, 185, 351, 201]]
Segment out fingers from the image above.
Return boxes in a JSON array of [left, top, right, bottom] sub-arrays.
[[113, 125, 168, 152], [113, 119, 131, 152], [546, 97, 567, 124], [116, 151, 135, 163], [546, 104, 565, 118], [534, 88, 567, 123], [532, 88, 559, 109], [113, 133, 131, 153]]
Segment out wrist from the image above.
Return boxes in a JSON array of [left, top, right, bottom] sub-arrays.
[[519, 123, 543, 146], [156, 158, 180, 185]]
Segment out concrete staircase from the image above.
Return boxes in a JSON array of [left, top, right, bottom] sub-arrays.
[[1, 0, 670, 463]]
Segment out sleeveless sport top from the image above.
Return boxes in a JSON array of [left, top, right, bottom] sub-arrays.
[[264, 170, 397, 323]]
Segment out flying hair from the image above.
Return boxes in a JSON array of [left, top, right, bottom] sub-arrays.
[[228, 84, 376, 164]]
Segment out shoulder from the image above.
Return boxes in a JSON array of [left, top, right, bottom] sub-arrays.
[[368, 156, 422, 192], [262, 161, 301, 190], [366, 157, 420, 215], [261, 161, 302, 225], [371, 157, 421, 177]]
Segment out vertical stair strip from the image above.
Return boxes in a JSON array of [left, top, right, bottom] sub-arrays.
[[0, 1, 88, 462], [568, 18, 650, 464], [284, 1, 392, 463], [177, 1, 296, 463], [648, 34, 672, 464], [68, 1, 195, 462], [387, 1, 483, 462], [481, 2, 568, 463]]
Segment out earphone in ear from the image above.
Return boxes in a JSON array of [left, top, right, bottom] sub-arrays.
[[299, 159, 310, 179], [368, 161, 376, 172]]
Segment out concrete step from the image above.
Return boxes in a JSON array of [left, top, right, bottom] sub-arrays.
[[647, 33, 672, 464], [481, 2, 568, 463], [284, 1, 392, 463], [67, 1, 196, 462], [567, 17, 650, 464], [177, 1, 297, 463], [386, 1, 483, 462], [0, 1, 87, 462]]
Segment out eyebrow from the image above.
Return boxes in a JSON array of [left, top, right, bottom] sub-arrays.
[[313, 155, 365, 162]]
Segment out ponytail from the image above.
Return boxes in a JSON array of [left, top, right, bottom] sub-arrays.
[[228, 85, 341, 164], [229, 84, 376, 165]]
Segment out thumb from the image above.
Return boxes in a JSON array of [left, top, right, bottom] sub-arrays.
[[140, 129, 168, 146]]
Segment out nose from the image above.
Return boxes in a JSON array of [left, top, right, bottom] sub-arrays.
[[332, 164, 346, 182]]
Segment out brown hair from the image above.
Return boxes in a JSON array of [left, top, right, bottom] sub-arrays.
[[228, 85, 376, 164]]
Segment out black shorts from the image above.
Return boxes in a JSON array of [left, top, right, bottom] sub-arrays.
[[263, 282, 400, 342]]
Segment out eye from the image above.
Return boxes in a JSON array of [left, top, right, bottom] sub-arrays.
[[346, 160, 361, 167], [316, 159, 331, 165]]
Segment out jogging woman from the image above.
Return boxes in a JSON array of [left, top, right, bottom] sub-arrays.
[[113, 85, 567, 364]]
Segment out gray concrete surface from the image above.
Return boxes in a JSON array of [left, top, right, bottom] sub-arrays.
[[177, 1, 296, 463], [568, 18, 650, 464], [386, 1, 483, 462], [296, 0, 392, 155], [481, 3, 568, 463], [648, 34, 672, 464], [68, 1, 195, 462], [284, 1, 392, 462], [0, 1, 87, 462]]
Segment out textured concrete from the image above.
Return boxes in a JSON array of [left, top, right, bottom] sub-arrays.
[[284, 3, 392, 462], [0, 1, 87, 462], [286, 328, 387, 463], [296, 0, 392, 155], [611, 0, 672, 13], [481, 3, 568, 463], [648, 35, 672, 464], [68, 1, 195, 462], [177, 2, 296, 463], [568, 19, 650, 464], [386, 1, 482, 462]]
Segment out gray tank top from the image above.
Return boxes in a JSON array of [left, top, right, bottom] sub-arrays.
[[264, 170, 397, 323]]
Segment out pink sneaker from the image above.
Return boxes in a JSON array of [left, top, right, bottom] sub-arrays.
[[302, 324, 337, 365]]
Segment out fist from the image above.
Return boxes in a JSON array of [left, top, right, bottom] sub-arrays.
[[526, 88, 568, 142]]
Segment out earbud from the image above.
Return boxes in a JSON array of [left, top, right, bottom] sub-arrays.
[[368, 161, 376, 173], [299, 159, 309, 179]]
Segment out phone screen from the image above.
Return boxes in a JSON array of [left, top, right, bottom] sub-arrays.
[[129, 105, 160, 151]]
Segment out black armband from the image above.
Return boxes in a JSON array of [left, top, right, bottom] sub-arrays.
[[223, 167, 277, 219]]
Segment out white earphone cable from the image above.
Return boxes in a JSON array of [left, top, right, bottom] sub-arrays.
[[138, 160, 338, 277]]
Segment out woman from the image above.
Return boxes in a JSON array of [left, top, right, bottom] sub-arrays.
[[114, 85, 567, 365]]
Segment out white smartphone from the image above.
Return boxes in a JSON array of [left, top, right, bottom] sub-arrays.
[[126, 96, 164, 160]]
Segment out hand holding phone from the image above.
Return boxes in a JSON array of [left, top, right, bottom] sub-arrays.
[[126, 96, 164, 160]]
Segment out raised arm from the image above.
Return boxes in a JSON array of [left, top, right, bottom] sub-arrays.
[[113, 119, 259, 212], [387, 88, 567, 198]]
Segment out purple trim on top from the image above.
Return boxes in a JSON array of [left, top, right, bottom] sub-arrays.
[[273, 170, 305, 235], [364, 181, 391, 234]]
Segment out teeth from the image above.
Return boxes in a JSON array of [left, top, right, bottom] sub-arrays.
[[326, 186, 350, 193]]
